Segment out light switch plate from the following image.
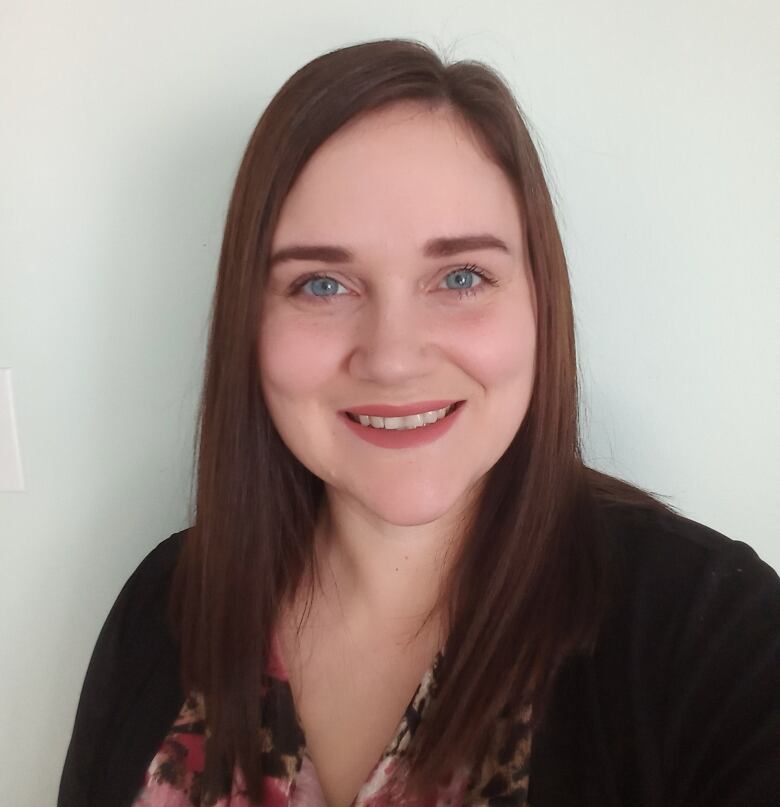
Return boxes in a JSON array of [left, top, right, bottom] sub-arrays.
[[0, 368, 25, 491]]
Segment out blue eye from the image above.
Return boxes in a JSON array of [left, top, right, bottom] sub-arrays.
[[289, 264, 496, 302], [300, 275, 348, 298], [443, 264, 486, 296]]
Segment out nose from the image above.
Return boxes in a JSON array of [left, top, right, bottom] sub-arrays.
[[348, 286, 437, 385]]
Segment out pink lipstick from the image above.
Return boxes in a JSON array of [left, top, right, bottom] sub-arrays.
[[338, 400, 465, 449]]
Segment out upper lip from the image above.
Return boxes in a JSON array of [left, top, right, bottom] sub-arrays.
[[341, 400, 462, 417]]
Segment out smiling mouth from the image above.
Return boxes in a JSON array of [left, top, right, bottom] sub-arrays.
[[345, 401, 463, 430]]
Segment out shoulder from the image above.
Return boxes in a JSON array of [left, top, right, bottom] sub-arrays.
[[595, 500, 780, 676], [58, 529, 188, 807], [81, 526, 187, 680], [589, 502, 780, 804], [599, 500, 779, 607], [112, 529, 187, 625], [92, 528, 188, 663]]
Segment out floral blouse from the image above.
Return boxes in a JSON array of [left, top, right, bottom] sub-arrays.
[[131, 633, 532, 806]]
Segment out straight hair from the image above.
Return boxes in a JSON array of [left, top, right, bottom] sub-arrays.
[[168, 38, 670, 802]]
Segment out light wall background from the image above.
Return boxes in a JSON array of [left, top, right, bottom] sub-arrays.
[[1, 1, 778, 804]]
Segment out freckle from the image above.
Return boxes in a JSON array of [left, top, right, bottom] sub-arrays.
[[395, 567, 399, 572]]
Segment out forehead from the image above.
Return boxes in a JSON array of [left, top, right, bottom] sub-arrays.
[[272, 102, 524, 254]]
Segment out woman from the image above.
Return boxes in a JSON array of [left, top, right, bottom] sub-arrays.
[[58, 39, 780, 807]]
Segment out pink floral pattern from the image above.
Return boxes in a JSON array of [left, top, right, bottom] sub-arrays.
[[131, 634, 531, 806]]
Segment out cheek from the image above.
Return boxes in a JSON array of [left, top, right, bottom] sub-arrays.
[[452, 302, 536, 392], [258, 311, 342, 403]]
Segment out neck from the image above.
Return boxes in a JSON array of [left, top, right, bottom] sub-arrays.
[[299, 491, 473, 645]]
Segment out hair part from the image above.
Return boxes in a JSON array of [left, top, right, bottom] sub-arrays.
[[168, 37, 670, 802]]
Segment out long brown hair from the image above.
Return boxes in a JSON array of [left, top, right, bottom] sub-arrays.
[[169, 38, 669, 802]]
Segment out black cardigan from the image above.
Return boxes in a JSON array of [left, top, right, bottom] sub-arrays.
[[58, 503, 780, 806]]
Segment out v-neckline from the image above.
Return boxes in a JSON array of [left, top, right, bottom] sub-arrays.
[[134, 631, 532, 806], [269, 631, 452, 805]]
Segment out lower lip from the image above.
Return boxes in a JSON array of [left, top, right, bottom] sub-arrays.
[[339, 402, 465, 449]]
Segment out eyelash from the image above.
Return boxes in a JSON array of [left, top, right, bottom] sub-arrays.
[[287, 264, 497, 303]]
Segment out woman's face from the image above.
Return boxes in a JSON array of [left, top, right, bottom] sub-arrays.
[[259, 102, 536, 529]]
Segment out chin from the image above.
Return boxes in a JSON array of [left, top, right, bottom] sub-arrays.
[[348, 483, 473, 529]]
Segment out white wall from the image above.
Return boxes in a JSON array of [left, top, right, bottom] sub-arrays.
[[1, 1, 777, 803]]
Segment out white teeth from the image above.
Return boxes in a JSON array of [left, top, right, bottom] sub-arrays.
[[352, 404, 456, 430]]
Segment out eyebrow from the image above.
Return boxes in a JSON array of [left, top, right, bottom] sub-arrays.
[[268, 234, 510, 269]]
